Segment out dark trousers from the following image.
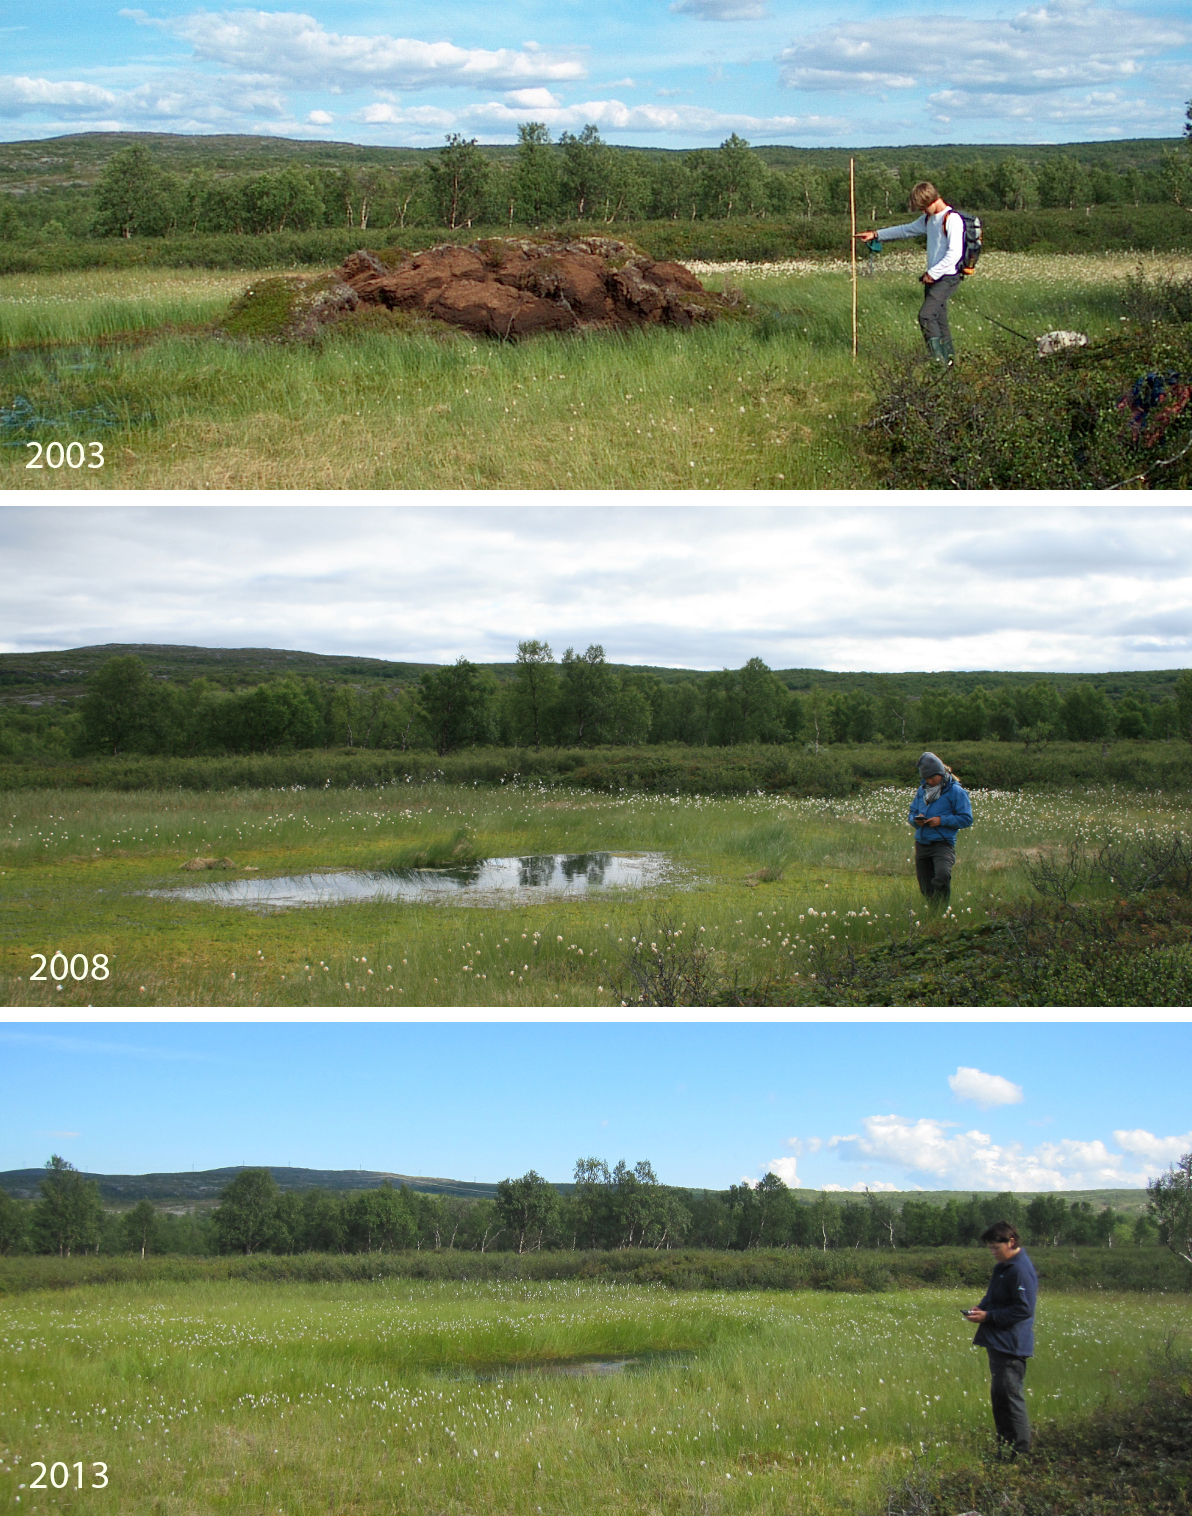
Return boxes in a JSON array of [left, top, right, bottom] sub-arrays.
[[914, 840, 955, 904], [918, 273, 962, 342], [986, 1349, 1031, 1452]]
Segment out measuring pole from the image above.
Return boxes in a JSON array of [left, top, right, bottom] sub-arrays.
[[849, 157, 858, 359]]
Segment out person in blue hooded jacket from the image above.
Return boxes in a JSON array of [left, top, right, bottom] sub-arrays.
[[963, 1221, 1038, 1454], [907, 751, 972, 907]]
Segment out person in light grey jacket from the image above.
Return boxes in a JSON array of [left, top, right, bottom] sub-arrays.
[[857, 181, 965, 364]]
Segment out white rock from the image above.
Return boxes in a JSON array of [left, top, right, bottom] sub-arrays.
[[1036, 329, 1088, 357]]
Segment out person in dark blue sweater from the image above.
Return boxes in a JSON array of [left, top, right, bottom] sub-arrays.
[[963, 1220, 1038, 1454], [907, 751, 973, 908]]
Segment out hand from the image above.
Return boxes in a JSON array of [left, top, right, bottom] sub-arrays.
[[920, 274, 935, 285], [926, 816, 941, 828], [966, 1309, 988, 1322], [857, 230, 877, 242]]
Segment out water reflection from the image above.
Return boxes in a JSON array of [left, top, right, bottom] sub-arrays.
[[151, 851, 671, 909]]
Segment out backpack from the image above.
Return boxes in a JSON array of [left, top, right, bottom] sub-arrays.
[[944, 208, 983, 275]]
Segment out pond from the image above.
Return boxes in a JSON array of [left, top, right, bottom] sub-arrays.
[[151, 851, 673, 910], [443, 1350, 693, 1381]]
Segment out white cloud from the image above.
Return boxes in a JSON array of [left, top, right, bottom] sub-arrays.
[[1113, 1128, 1192, 1165], [948, 1066, 1024, 1109], [307, 108, 332, 124], [130, 9, 587, 91], [0, 75, 118, 115], [777, 0, 1187, 111], [767, 1156, 801, 1185], [354, 102, 455, 127], [830, 1114, 1157, 1190], [0, 70, 288, 126], [821, 1180, 901, 1192], [927, 87, 1177, 130], [454, 97, 847, 136], [504, 87, 562, 108], [7, 505, 1192, 675], [670, 0, 770, 20]]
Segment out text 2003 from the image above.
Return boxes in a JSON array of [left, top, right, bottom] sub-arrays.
[[26, 441, 104, 469]]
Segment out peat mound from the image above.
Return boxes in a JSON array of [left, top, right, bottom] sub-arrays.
[[338, 238, 727, 337], [222, 237, 728, 341]]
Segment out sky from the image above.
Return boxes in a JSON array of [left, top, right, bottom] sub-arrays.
[[2, 1022, 1189, 1191], [0, 0, 1188, 148], [3, 501, 1192, 674]]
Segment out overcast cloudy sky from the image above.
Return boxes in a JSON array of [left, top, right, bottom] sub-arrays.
[[1, 0, 1188, 147], [3, 502, 1190, 673], [3, 1023, 1189, 1190]]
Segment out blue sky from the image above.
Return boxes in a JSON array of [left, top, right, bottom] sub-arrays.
[[4, 503, 1192, 673], [1, 0, 1188, 148], [2, 1023, 1189, 1191]]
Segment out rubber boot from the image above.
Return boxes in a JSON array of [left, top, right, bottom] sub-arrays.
[[940, 335, 955, 366], [926, 335, 948, 365]]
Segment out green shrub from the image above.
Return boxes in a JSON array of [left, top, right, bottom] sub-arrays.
[[2, 741, 1190, 795], [1124, 268, 1192, 325], [1, 1245, 1182, 1297], [864, 324, 1192, 489]]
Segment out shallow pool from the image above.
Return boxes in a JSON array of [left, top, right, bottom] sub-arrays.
[[151, 851, 673, 909]]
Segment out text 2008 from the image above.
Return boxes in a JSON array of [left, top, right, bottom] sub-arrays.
[[26, 442, 105, 469], [31, 953, 110, 981]]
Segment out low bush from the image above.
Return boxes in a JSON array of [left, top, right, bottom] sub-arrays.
[[864, 323, 1192, 490], [887, 1334, 1192, 1516], [749, 891, 1192, 1008], [0, 744, 858, 796], [1124, 268, 1192, 326], [1, 1245, 1183, 1297], [2, 741, 1190, 795]]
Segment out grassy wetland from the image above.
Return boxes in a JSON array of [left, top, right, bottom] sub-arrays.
[[3, 249, 1188, 490], [4, 778, 1192, 1006], [1, 1274, 1185, 1516]]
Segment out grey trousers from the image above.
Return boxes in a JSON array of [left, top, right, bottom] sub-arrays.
[[987, 1349, 1031, 1452], [918, 273, 963, 341], [914, 840, 955, 903]]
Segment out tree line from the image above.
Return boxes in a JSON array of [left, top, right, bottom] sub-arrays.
[[4, 1154, 1187, 1261], [3, 649, 1190, 764], [1, 128, 1184, 245]]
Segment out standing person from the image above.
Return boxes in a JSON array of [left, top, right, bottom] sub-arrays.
[[963, 1221, 1038, 1455], [857, 182, 965, 364], [908, 751, 972, 908]]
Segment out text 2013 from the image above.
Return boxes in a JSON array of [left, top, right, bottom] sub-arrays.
[[26, 441, 104, 469], [30, 1462, 109, 1489]]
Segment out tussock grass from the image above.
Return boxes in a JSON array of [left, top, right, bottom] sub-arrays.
[[0, 252, 1168, 489], [1, 1278, 1181, 1515]]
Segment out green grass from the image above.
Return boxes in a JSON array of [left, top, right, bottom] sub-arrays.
[[3, 780, 1190, 1007], [0, 1277, 1183, 1515], [0, 268, 266, 348], [2, 249, 1186, 489]]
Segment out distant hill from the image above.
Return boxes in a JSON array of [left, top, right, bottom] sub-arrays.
[[0, 1165, 1148, 1215], [0, 641, 1183, 707], [0, 1164, 506, 1204], [0, 131, 1179, 192]]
